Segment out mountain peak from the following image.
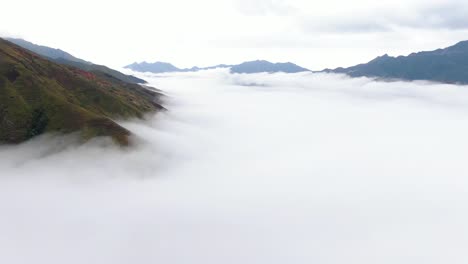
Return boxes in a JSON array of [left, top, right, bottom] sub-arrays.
[[6, 37, 92, 65], [124, 61, 180, 73], [125, 60, 310, 74], [6, 38, 146, 84], [445, 40, 468, 52], [327, 39, 468, 84], [231, 60, 310, 73]]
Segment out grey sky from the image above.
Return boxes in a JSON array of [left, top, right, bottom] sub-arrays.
[[300, 2, 468, 33], [1, 0, 468, 69]]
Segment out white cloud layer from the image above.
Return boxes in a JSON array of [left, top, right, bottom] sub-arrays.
[[1, 70, 468, 263]]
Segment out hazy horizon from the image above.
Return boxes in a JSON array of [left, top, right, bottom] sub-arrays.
[[3, 0, 468, 70]]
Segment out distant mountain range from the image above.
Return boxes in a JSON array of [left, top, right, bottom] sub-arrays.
[[125, 60, 310, 74], [0, 38, 163, 145], [6, 38, 146, 84], [325, 40, 468, 84], [125, 40, 468, 84], [11, 37, 468, 84]]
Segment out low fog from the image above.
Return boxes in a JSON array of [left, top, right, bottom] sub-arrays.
[[1, 69, 468, 263]]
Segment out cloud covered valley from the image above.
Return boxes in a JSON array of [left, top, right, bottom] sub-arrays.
[[1, 70, 468, 264]]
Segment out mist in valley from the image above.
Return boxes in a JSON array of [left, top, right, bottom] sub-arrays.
[[1, 69, 468, 263]]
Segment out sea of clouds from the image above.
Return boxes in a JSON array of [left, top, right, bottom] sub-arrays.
[[1, 69, 468, 263]]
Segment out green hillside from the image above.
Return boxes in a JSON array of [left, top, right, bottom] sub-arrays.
[[6, 38, 147, 84], [0, 38, 164, 145]]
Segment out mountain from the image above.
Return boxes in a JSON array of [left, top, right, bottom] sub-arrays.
[[53, 58, 147, 85], [124, 61, 234, 73], [326, 40, 468, 84], [230, 60, 309, 74], [125, 61, 181, 73], [5, 38, 91, 65], [6, 38, 146, 84], [0, 38, 164, 145], [124, 60, 309, 74]]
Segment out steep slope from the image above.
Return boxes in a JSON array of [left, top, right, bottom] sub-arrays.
[[5, 37, 91, 65], [54, 58, 147, 84], [0, 38, 163, 145], [6, 38, 147, 84], [124, 60, 309, 74], [327, 40, 468, 84]]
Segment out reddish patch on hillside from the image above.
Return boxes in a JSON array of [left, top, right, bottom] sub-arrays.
[[72, 69, 112, 86], [74, 69, 96, 81]]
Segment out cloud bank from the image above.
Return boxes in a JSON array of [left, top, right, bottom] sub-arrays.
[[1, 70, 468, 263]]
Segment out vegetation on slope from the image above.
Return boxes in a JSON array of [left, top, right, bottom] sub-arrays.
[[0, 38, 164, 145], [6, 38, 147, 84]]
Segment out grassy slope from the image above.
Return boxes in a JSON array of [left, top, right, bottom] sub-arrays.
[[0, 38, 164, 145], [53, 58, 147, 84], [6, 37, 147, 84]]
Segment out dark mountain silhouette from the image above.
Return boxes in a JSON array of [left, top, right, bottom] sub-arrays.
[[125, 60, 309, 74], [125, 61, 182, 73], [325, 40, 468, 84], [0, 38, 163, 145], [230, 60, 309, 73], [6, 38, 146, 84]]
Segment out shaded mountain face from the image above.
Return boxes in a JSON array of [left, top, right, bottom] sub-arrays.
[[0, 38, 164, 145], [125, 60, 309, 74], [6, 38, 146, 84], [326, 40, 468, 84]]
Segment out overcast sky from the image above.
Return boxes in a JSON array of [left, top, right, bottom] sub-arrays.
[[2, 0, 468, 70]]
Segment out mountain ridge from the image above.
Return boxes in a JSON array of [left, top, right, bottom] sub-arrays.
[[6, 38, 147, 84], [125, 60, 309, 74], [0, 38, 164, 145], [5, 37, 91, 65], [325, 40, 468, 84]]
